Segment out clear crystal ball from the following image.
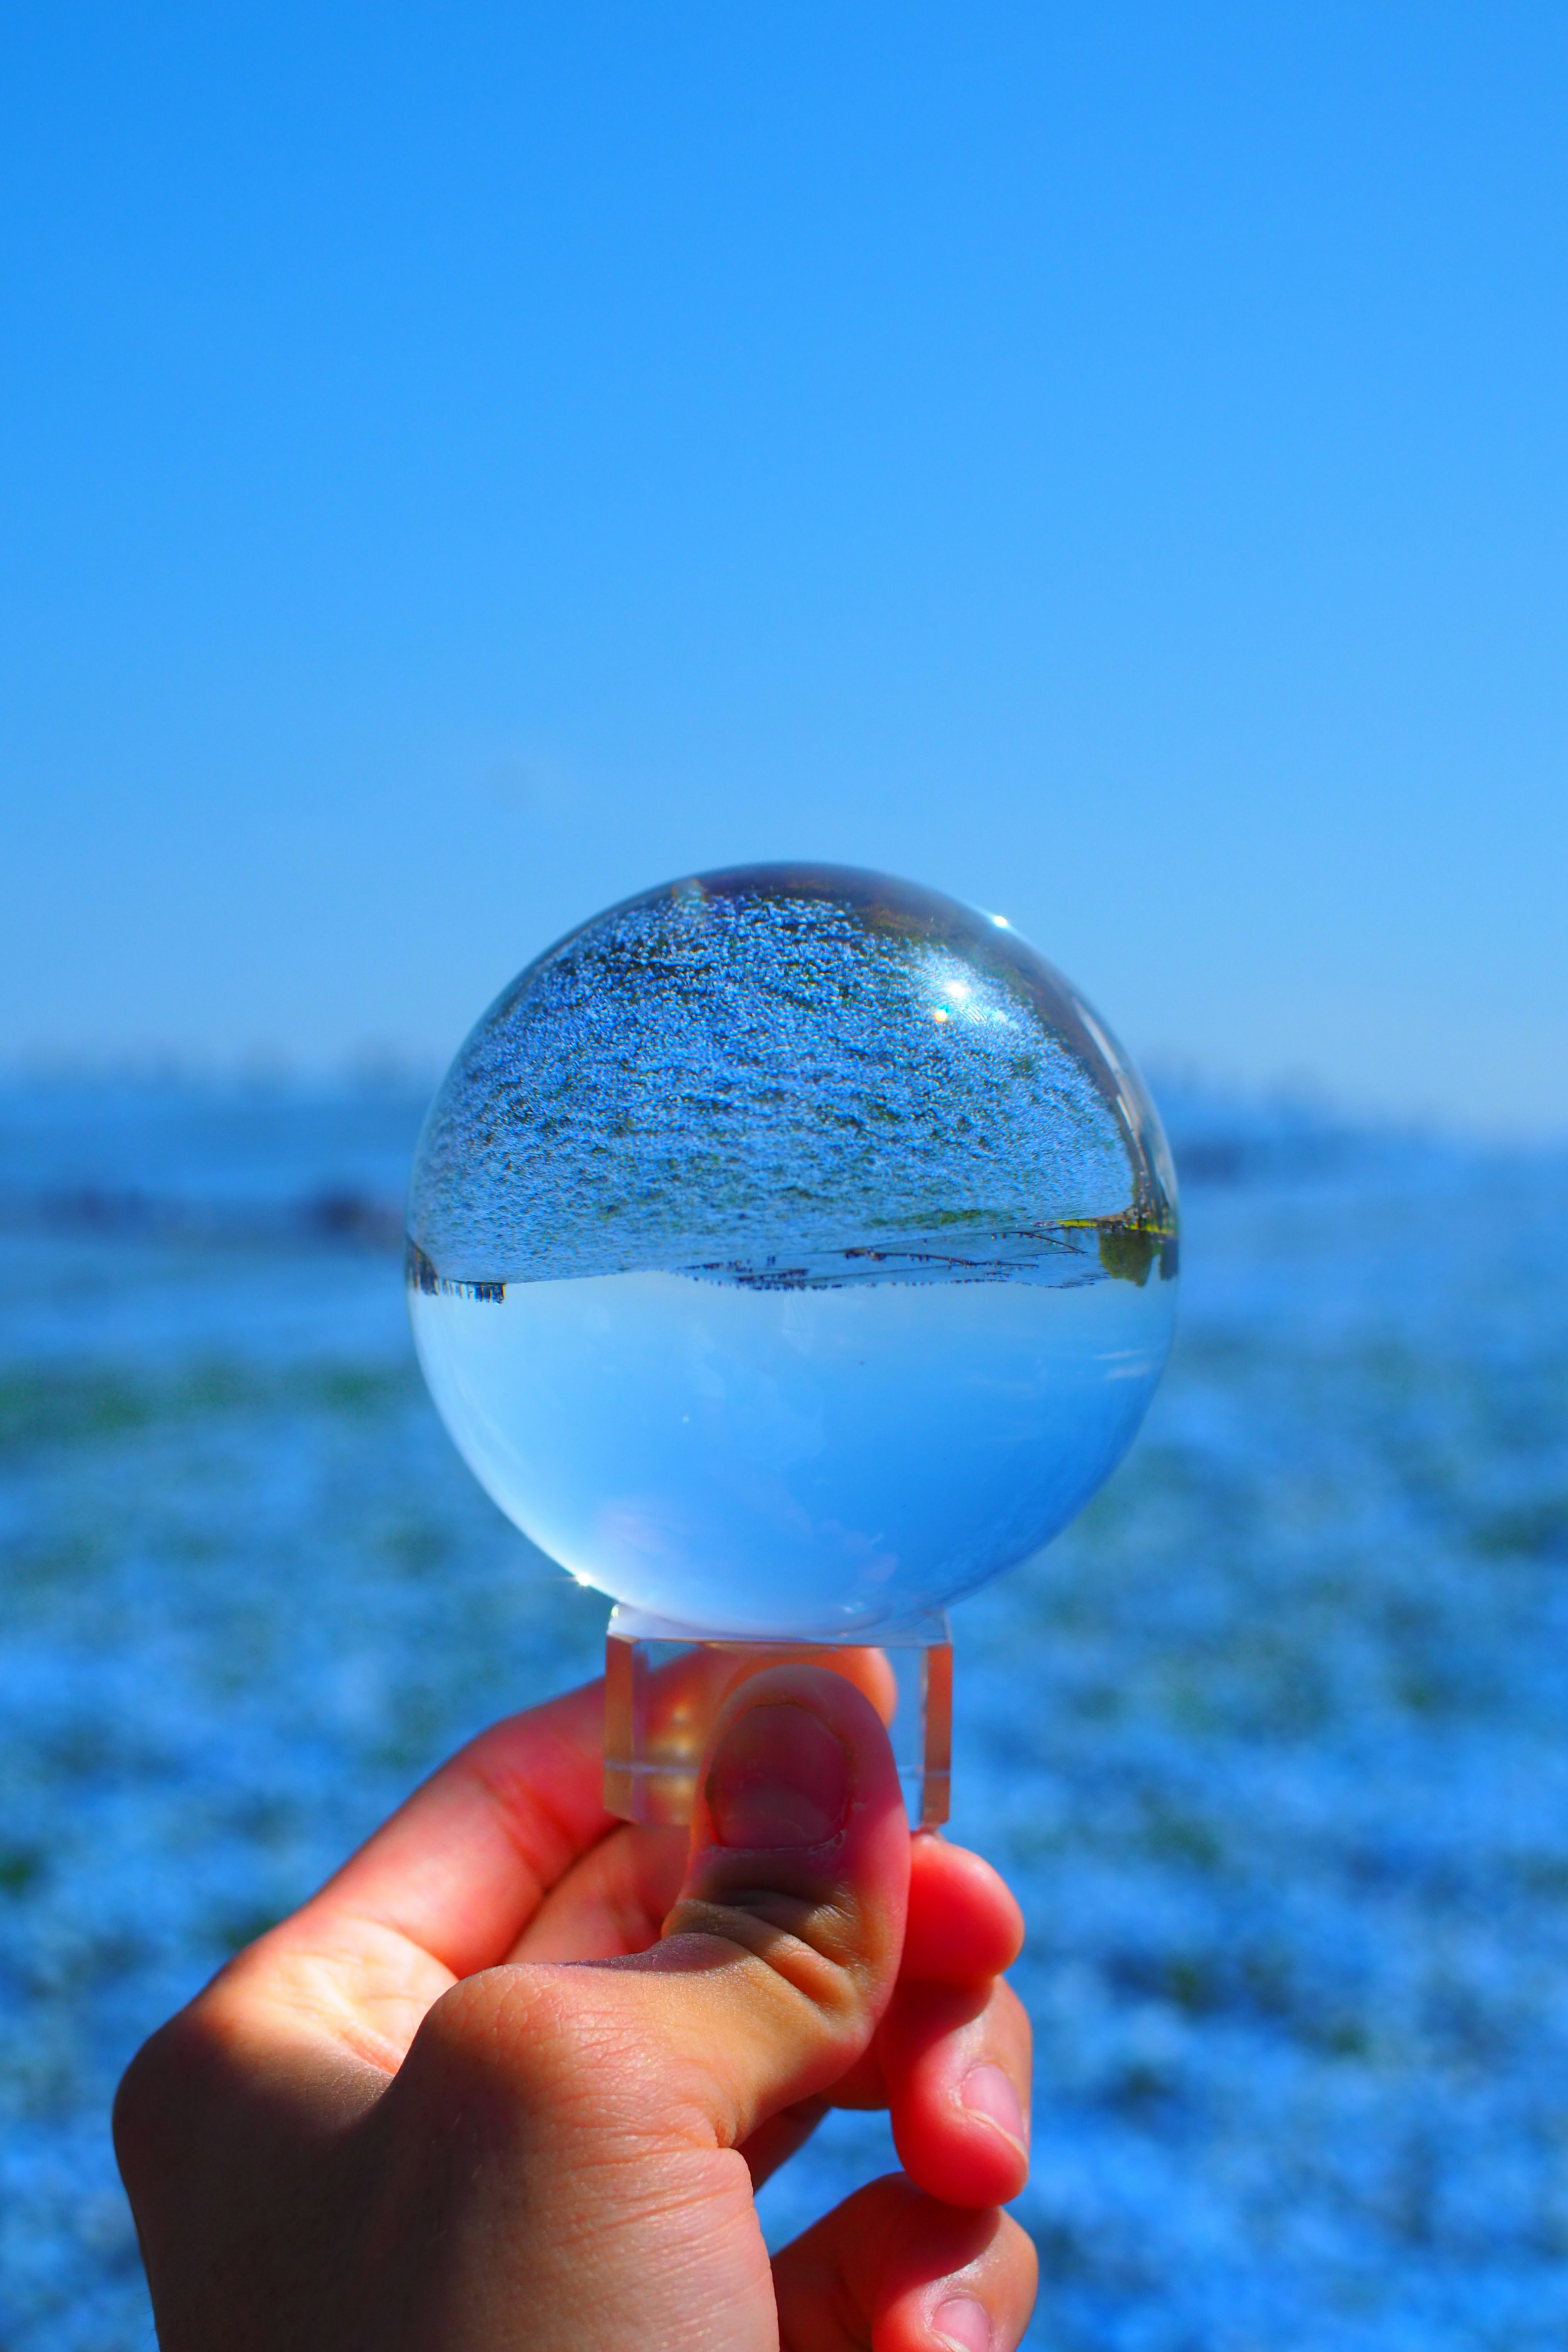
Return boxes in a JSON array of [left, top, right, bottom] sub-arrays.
[[408, 863, 1178, 1637]]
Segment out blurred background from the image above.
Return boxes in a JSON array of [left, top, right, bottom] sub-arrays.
[[2, 7, 1566, 2347]]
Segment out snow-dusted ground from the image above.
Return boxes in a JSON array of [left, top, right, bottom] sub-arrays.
[[1, 1082, 1564, 2349]]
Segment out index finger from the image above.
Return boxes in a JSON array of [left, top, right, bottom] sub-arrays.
[[295, 1677, 615, 1979]]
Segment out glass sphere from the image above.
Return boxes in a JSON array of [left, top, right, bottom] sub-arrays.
[[408, 863, 1177, 1638]]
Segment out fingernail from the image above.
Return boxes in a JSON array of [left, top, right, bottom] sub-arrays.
[[961, 2061, 1028, 2153], [933, 2294, 991, 2352], [705, 1702, 850, 1848]]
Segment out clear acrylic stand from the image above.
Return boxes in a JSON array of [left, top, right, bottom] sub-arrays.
[[604, 1606, 953, 1829]]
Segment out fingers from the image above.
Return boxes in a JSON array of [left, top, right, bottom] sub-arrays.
[[354, 1669, 914, 2346], [194, 1681, 620, 2078], [735, 1832, 1024, 2195], [739, 2094, 829, 2188], [294, 1678, 614, 1978], [773, 2174, 1038, 2352], [904, 1835, 1024, 1983], [883, 1976, 1031, 2208], [198, 1647, 1026, 2232], [829, 1972, 1031, 2210], [507, 1822, 688, 1962], [825, 1833, 1031, 2209], [630, 1661, 912, 2146]]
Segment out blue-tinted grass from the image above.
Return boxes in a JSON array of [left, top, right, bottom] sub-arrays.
[[1, 1081, 1565, 2349]]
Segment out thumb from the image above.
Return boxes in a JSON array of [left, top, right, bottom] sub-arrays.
[[350, 1667, 911, 2350], [642, 1660, 912, 2150]]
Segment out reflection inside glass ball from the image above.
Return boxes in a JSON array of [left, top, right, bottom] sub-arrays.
[[407, 863, 1177, 1638]]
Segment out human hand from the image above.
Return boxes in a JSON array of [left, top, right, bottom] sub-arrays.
[[116, 1664, 1036, 2349]]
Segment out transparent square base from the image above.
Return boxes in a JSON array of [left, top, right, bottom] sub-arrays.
[[604, 1606, 953, 1829]]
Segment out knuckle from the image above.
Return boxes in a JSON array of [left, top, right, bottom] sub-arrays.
[[112, 1997, 233, 2187], [662, 1892, 874, 2039], [401, 1964, 666, 2145]]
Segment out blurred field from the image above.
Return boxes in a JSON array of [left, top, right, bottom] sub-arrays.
[[1, 1082, 1565, 2350]]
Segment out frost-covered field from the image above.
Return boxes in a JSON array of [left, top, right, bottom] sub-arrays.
[[1, 1083, 1565, 2349]]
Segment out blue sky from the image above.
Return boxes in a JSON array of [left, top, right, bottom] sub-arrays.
[[4, 3, 1565, 1129]]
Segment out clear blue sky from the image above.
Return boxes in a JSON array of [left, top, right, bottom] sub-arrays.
[[4, 4, 1565, 1129]]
